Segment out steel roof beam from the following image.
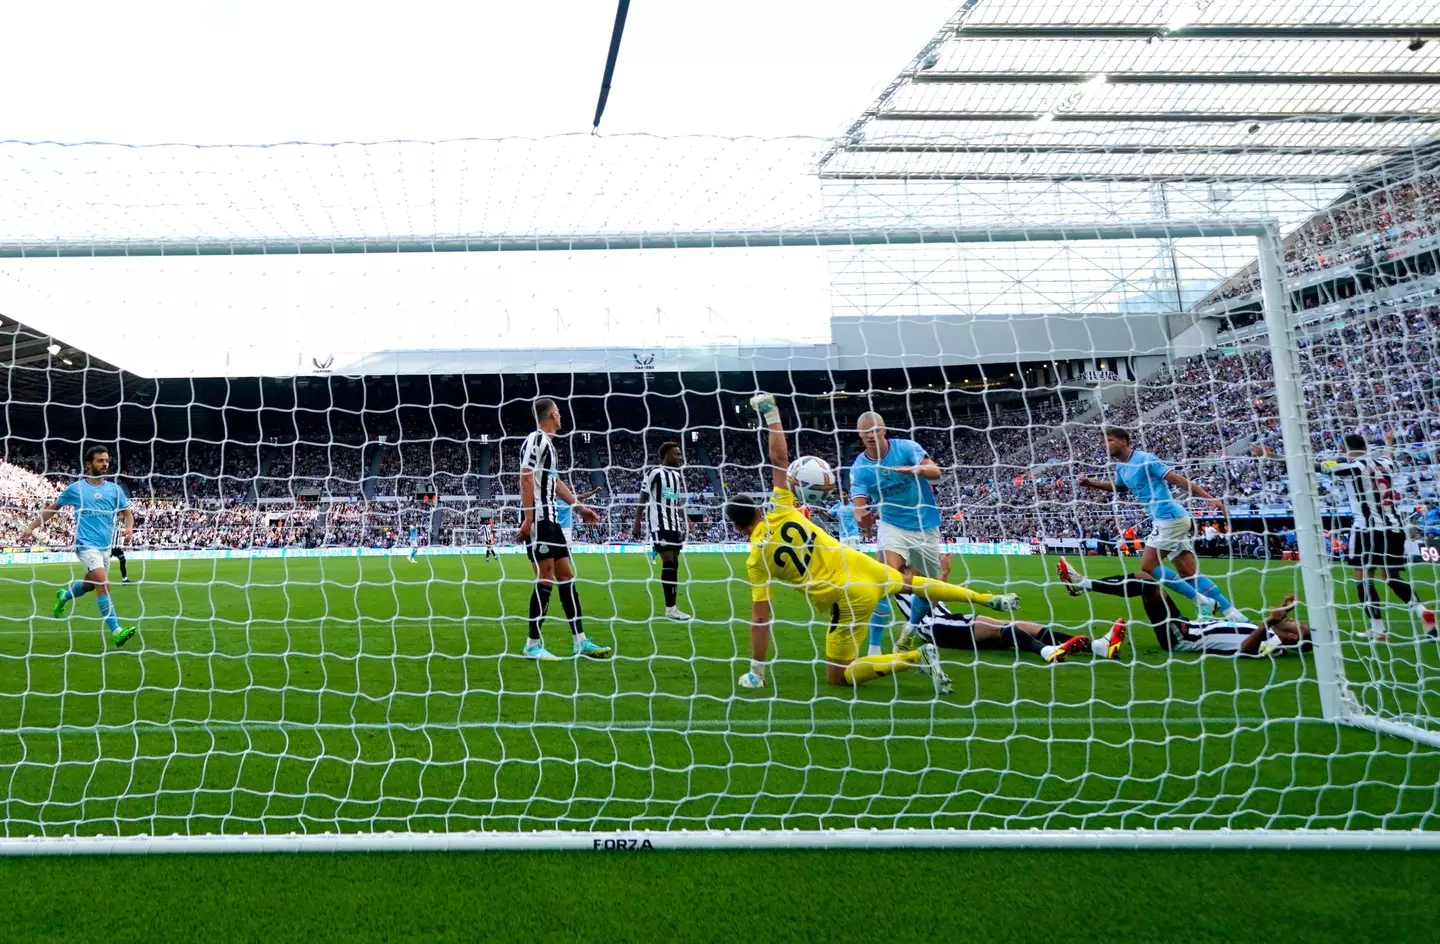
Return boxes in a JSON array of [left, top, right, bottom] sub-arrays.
[[818, 171, 1346, 182], [951, 25, 1440, 40], [874, 111, 1440, 123], [842, 143, 1410, 155], [911, 72, 1440, 85]]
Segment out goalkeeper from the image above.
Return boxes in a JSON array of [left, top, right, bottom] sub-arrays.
[[728, 394, 1019, 695]]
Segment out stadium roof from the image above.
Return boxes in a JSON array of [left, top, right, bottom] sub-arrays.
[[818, 0, 1440, 184]]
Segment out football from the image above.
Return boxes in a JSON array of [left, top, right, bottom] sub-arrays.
[[787, 455, 836, 505]]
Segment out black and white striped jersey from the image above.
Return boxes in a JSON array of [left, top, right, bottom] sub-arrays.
[[639, 466, 687, 535], [1323, 454, 1403, 531], [519, 430, 560, 523]]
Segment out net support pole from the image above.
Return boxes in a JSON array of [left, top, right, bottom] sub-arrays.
[[1256, 223, 1348, 723]]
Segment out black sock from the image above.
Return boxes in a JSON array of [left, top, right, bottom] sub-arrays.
[[1386, 578, 1415, 605], [118, 556, 128, 580], [999, 626, 1047, 656], [528, 582, 553, 640], [1090, 575, 1149, 598], [1357, 580, 1382, 621], [558, 580, 584, 636], [1036, 628, 1075, 647], [661, 558, 679, 607]]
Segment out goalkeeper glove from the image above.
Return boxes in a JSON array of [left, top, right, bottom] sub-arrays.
[[986, 593, 1021, 613]]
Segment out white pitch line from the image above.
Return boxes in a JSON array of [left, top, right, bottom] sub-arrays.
[[0, 715, 1325, 737]]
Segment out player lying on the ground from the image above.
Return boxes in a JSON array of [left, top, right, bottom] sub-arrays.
[[893, 554, 1126, 663], [727, 393, 1020, 695], [1056, 557, 1310, 656], [20, 444, 138, 648]]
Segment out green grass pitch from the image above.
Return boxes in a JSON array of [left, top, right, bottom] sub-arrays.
[[0, 551, 1437, 837]]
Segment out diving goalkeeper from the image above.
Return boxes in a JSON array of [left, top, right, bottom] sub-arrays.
[[728, 394, 1019, 695]]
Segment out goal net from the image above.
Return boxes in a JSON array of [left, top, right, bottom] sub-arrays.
[[0, 133, 1437, 852]]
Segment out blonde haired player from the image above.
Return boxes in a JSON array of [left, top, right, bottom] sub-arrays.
[[728, 394, 1020, 695]]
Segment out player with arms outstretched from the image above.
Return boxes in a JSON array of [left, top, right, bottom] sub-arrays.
[[21, 445, 138, 648], [729, 394, 1019, 694], [1079, 427, 1242, 621], [1057, 557, 1309, 656], [1252, 432, 1436, 639]]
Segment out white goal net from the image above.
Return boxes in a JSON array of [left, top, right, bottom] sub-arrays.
[[0, 124, 1437, 850]]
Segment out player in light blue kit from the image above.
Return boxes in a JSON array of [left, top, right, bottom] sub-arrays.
[[21, 445, 138, 648], [829, 491, 862, 547], [1078, 427, 1242, 620], [851, 412, 948, 655], [556, 485, 601, 546], [407, 525, 420, 563]]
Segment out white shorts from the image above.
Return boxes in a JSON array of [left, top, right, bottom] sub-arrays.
[[75, 548, 108, 573], [876, 522, 943, 578], [1145, 517, 1196, 555], [840, 535, 863, 549]]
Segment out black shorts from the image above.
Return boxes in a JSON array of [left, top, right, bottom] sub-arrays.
[[526, 520, 570, 563], [917, 613, 979, 650], [651, 529, 686, 553], [110, 547, 126, 558], [1348, 528, 1408, 569]]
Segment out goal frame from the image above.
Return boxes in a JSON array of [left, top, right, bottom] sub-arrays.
[[3, 219, 1435, 854]]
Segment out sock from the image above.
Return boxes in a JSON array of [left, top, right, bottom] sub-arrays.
[[999, 626, 1046, 657], [1073, 574, 1093, 590], [528, 583, 553, 642], [909, 576, 996, 607], [557, 580, 585, 638], [843, 650, 922, 685], [867, 595, 893, 651], [749, 659, 765, 682], [660, 558, 679, 608], [1357, 580, 1382, 627], [1040, 645, 1058, 661], [1188, 575, 1234, 612], [1089, 575, 1149, 598], [117, 557, 128, 580], [1091, 633, 1111, 657], [95, 594, 121, 634], [1151, 566, 1199, 601], [1385, 578, 1415, 605], [1036, 628, 1075, 647], [907, 597, 932, 636], [63, 581, 89, 602]]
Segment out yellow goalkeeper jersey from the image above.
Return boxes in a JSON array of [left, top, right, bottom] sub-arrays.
[[744, 487, 892, 607]]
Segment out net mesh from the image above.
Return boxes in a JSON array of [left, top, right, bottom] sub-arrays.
[[0, 131, 1436, 840]]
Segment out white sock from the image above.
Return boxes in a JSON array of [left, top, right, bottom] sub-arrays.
[[867, 644, 883, 657], [1040, 645, 1057, 661], [1224, 607, 1245, 621], [1412, 601, 1429, 616], [750, 659, 766, 681], [1091, 634, 1109, 657], [1076, 576, 1093, 590], [1371, 618, 1386, 634], [574, 632, 587, 645]]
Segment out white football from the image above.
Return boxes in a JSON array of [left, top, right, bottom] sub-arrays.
[[787, 455, 836, 505]]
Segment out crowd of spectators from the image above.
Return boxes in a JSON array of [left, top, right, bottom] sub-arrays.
[[3, 297, 1437, 553], [1210, 171, 1440, 301]]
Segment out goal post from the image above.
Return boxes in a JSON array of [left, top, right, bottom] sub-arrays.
[[1, 207, 1438, 852]]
